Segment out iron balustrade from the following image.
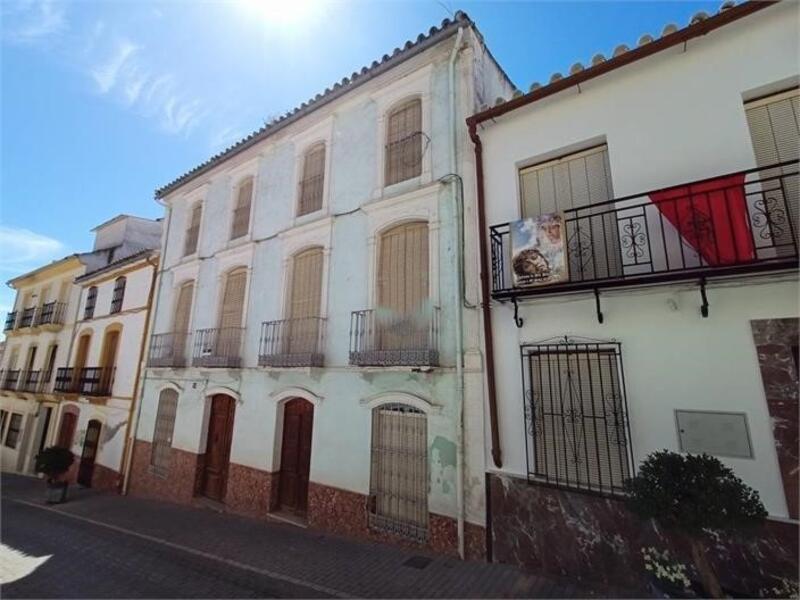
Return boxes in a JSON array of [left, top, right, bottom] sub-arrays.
[[19, 370, 44, 393], [349, 307, 440, 367], [259, 318, 325, 368], [19, 307, 36, 328], [54, 368, 77, 393], [490, 161, 799, 299], [148, 332, 190, 368], [0, 370, 20, 391], [35, 302, 67, 327], [192, 327, 243, 368], [78, 367, 115, 396], [4, 312, 17, 331]]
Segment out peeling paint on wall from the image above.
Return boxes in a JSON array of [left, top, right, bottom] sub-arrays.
[[431, 435, 456, 495]]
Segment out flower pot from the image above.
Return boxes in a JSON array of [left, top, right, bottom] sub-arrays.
[[45, 480, 68, 504]]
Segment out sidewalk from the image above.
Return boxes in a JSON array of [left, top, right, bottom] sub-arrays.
[[1, 473, 625, 598]]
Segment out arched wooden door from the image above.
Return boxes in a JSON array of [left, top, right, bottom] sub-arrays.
[[78, 420, 102, 487], [201, 394, 236, 501], [57, 412, 78, 449], [278, 399, 314, 515]]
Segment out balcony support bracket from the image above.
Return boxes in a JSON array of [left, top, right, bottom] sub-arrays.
[[594, 288, 604, 324], [699, 279, 709, 318], [512, 297, 524, 328]]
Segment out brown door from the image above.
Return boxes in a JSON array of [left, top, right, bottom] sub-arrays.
[[57, 412, 77, 448], [73, 334, 91, 386], [201, 395, 235, 501], [78, 420, 101, 487], [278, 398, 314, 515]]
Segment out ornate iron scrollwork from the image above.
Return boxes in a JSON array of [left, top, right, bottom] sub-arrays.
[[752, 195, 787, 241], [620, 220, 647, 260]]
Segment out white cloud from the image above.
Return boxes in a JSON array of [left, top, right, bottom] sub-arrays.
[[0, 226, 66, 276], [2, 0, 66, 44], [91, 38, 138, 94]]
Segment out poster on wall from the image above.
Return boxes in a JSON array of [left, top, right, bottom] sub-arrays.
[[510, 213, 569, 287]]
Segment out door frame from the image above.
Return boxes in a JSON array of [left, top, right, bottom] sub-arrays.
[[276, 397, 315, 515]]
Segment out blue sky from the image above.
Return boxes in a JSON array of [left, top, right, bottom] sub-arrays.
[[0, 0, 720, 319]]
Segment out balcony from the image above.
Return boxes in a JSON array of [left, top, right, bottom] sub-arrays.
[[18, 307, 36, 329], [0, 370, 20, 391], [148, 332, 190, 368], [349, 308, 439, 367], [4, 312, 17, 332], [489, 161, 798, 300], [259, 318, 325, 368], [54, 367, 114, 396], [18, 370, 52, 393], [192, 327, 243, 368], [35, 302, 67, 328]]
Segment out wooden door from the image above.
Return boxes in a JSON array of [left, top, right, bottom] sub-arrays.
[[78, 420, 101, 487], [201, 395, 235, 501], [278, 399, 314, 514], [57, 412, 77, 448]]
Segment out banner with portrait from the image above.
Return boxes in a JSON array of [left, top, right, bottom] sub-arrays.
[[510, 213, 569, 287]]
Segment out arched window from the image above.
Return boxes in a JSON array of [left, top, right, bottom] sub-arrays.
[[84, 286, 98, 320], [287, 247, 324, 355], [368, 403, 428, 540], [151, 389, 178, 475], [230, 177, 253, 240], [385, 98, 422, 186], [110, 277, 126, 313], [184, 203, 202, 256], [297, 143, 325, 216]]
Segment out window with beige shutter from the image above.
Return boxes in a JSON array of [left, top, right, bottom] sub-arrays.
[[216, 268, 247, 356], [287, 247, 323, 354], [151, 388, 178, 476], [519, 145, 621, 281], [298, 143, 325, 216], [172, 281, 194, 360], [745, 88, 799, 254], [184, 204, 202, 256], [230, 178, 253, 240], [385, 99, 423, 186]]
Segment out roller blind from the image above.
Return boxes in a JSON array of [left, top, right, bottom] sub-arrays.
[[219, 269, 246, 330], [377, 222, 428, 314], [231, 178, 253, 240], [385, 99, 423, 185], [298, 144, 325, 216], [289, 248, 323, 319], [173, 283, 194, 333]]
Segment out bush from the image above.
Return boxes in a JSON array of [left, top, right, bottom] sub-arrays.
[[34, 446, 74, 482], [625, 450, 767, 598]]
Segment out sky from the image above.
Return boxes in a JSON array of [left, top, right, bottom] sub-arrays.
[[0, 0, 721, 321]]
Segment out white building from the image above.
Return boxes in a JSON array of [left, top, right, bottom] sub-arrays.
[[0, 215, 160, 491], [127, 12, 513, 558], [469, 1, 798, 592]]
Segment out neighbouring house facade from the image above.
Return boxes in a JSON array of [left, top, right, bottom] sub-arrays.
[[127, 12, 513, 558], [470, 1, 798, 593], [0, 215, 161, 491]]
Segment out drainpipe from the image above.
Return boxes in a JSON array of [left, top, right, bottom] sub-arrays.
[[467, 120, 502, 469], [447, 25, 466, 560], [122, 203, 172, 494]]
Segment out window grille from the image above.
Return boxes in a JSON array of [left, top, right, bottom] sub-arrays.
[[385, 99, 423, 186], [151, 389, 178, 475], [298, 143, 325, 216], [369, 403, 428, 541], [4, 413, 22, 449], [84, 286, 98, 320], [230, 178, 253, 240], [110, 277, 126, 314], [184, 204, 202, 256], [522, 338, 633, 495]]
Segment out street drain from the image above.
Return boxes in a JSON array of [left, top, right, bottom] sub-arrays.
[[403, 556, 432, 569]]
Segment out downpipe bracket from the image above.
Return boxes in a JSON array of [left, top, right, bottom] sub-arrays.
[[512, 297, 524, 328], [699, 279, 709, 318]]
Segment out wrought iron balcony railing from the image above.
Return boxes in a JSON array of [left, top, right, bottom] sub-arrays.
[[4, 312, 17, 332], [0, 370, 20, 391], [192, 327, 243, 368], [148, 332, 190, 368], [35, 302, 67, 327], [489, 161, 798, 299], [54, 367, 114, 396], [18, 370, 52, 393], [259, 317, 325, 368], [54, 368, 77, 393], [19, 307, 36, 329], [349, 307, 439, 367]]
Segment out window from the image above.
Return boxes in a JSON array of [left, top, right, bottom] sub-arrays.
[[522, 340, 633, 495], [4, 413, 23, 449], [230, 177, 253, 240], [287, 247, 324, 355], [297, 143, 325, 216], [216, 267, 247, 358], [385, 99, 423, 186], [369, 404, 428, 541], [57, 411, 78, 448], [519, 145, 621, 281], [44, 344, 58, 382], [151, 389, 178, 475], [184, 203, 202, 256], [173, 281, 194, 359], [110, 277, 126, 313], [0, 410, 7, 440], [745, 88, 799, 254], [84, 286, 98, 320]]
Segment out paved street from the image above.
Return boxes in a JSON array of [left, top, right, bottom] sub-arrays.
[[0, 474, 615, 599]]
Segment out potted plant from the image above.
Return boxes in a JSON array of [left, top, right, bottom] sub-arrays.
[[626, 451, 767, 599], [34, 446, 74, 504]]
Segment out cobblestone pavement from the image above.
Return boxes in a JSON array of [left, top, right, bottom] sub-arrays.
[[0, 474, 615, 599]]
